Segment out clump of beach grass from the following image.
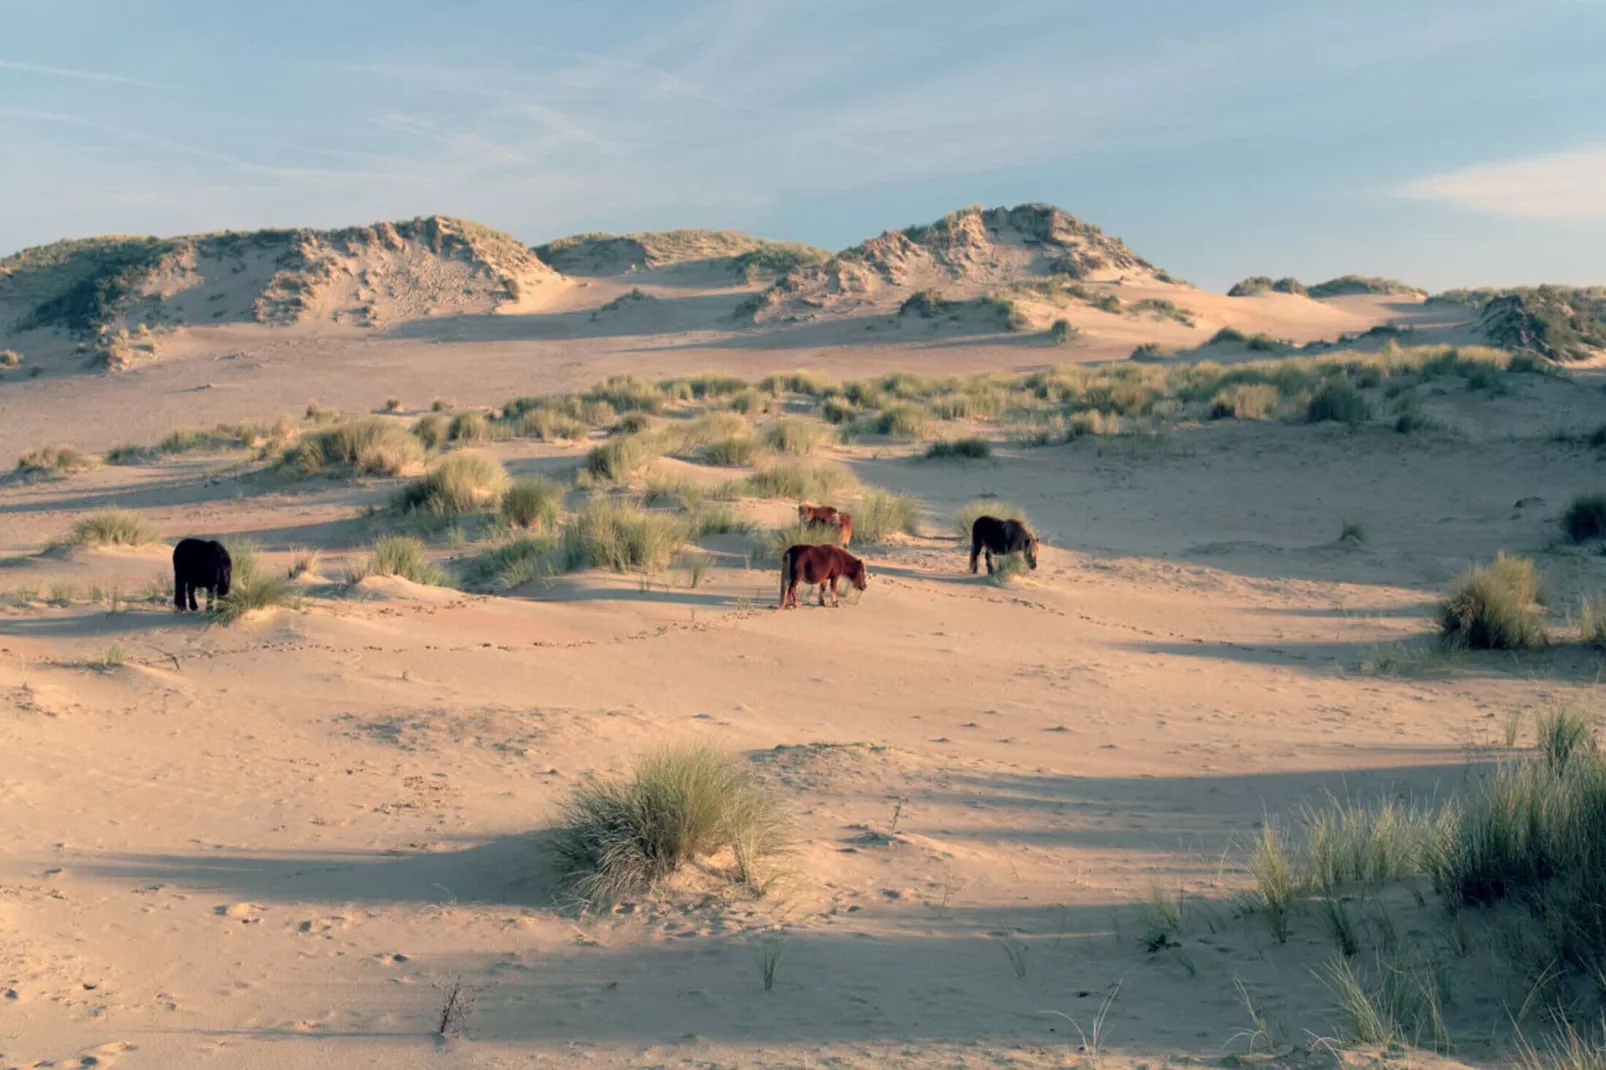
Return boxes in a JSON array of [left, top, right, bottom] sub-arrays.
[[365, 534, 448, 585], [562, 496, 689, 573], [468, 534, 558, 590], [852, 490, 922, 544], [289, 417, 425, 477], [1438, 553, 1547, 650], [212, 538, 296, 623], [500, 476, 563, 530], [393, 452, 509, 517], [15, 444, 97, 480], [585, 433, 661, 484], [553, 744, 784, 905], [762, 417, 828, 455], [952, 499, 1030, 539], [71, 509, 156, 547], [925, 436, 991, 460], [740, 461, 860, 502]]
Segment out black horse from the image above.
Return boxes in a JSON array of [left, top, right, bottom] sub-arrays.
[[969, 516, 1039, 574], [173, 538, 232, 612]]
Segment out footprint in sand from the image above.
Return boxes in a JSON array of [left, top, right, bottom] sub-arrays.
[[297, 915, 349, 934], [77, 1041, 135, 1066]]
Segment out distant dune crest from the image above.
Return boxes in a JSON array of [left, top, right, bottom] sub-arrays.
[[0, 216, 560, 340], [750, 203, 1172, 322], [534, 229, 828, 281]]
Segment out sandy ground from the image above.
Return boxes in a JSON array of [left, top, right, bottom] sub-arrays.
[[2, 281, 1603, 1069]]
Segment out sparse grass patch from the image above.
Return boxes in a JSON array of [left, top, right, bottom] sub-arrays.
[[1576, 592, 1606, 648], [741, 461, 860, 502], [692, 506, 754, 537], [554, 744, 783, 904], [1438, 553, 1547, 650], [762, 417, 828, 455], [755, 521, 839, 564], [988, 553, 1031, 586], [468, 534, 558, 590], [412, 413, 447, 450], [499, 476, 563, 530], [582, 375, 664, 414], [1208, 384, 1279, 420], [952, 498, 1030, 539], [1048, 318, 1077, 344], [586, 433, 660, 484], [1302, 795, 1434, 895], [562, 496, 689, 573], [700, 435, 766, 467], [394, 452, 509, 517], [925, 436, 991, 460], [852, 490, 922, 544], [15, 445, 96, 480], [289, 417, 424, 477], [1246, 820, 1297, 943], [72, 509, 156, 547], [820, 397, 856, 425], [367, 534, 448, 585], [213, 537, 296, 623], [1307, 378, 1372, 425], [1562, 492, 1606, 543], [1423, 748, 1606, 977], [1340, 519, 1367, 544], [517, 407, 588, 442], [1535, 706, 1597, 773], [872, 403, 928, 440], [447, 410, 491, 444]]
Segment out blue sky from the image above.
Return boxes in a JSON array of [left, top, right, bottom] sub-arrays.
[[2, 0, 1603, 291]]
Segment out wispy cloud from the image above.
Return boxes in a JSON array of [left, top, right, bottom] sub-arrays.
[[1401, 146, 1606, 219], [0, 58, 156, 88], [0, 107, 391, 183]]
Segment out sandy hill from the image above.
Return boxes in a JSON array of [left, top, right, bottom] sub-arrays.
[[535, 228, 828, 282], [749, 203, 1176, 323], [0, 216, 564, 355]]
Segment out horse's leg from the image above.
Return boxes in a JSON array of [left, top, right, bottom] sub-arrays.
[[187, 582, 200, 612], [985, 548, 995, 575], [827, 576, 839, 607], [174, 579, 186, 612], [969, 539, 981, 574]]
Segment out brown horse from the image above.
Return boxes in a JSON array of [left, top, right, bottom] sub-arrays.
[[798, 502, 853, 545], [779, 544, 868, 609]]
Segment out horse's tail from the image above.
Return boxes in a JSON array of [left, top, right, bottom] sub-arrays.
[[779, 546, 792, 606]]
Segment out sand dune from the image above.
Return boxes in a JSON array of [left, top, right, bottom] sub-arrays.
[[2, 203, 1605, 1069]]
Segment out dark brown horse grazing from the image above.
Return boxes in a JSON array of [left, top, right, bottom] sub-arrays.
[[798, 502, 853, 545], [779, 544, 868, 609], [969, 516, 1039, 574], [173, 538, 232, 612]]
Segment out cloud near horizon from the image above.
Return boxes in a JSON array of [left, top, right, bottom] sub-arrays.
[[1401, 146, 1606, 220]]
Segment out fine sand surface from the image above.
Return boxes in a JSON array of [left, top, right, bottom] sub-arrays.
[[2, 260, 1604, 1069]]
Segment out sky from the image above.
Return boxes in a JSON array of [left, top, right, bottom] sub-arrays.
[[2, 0, 1604, 292]]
